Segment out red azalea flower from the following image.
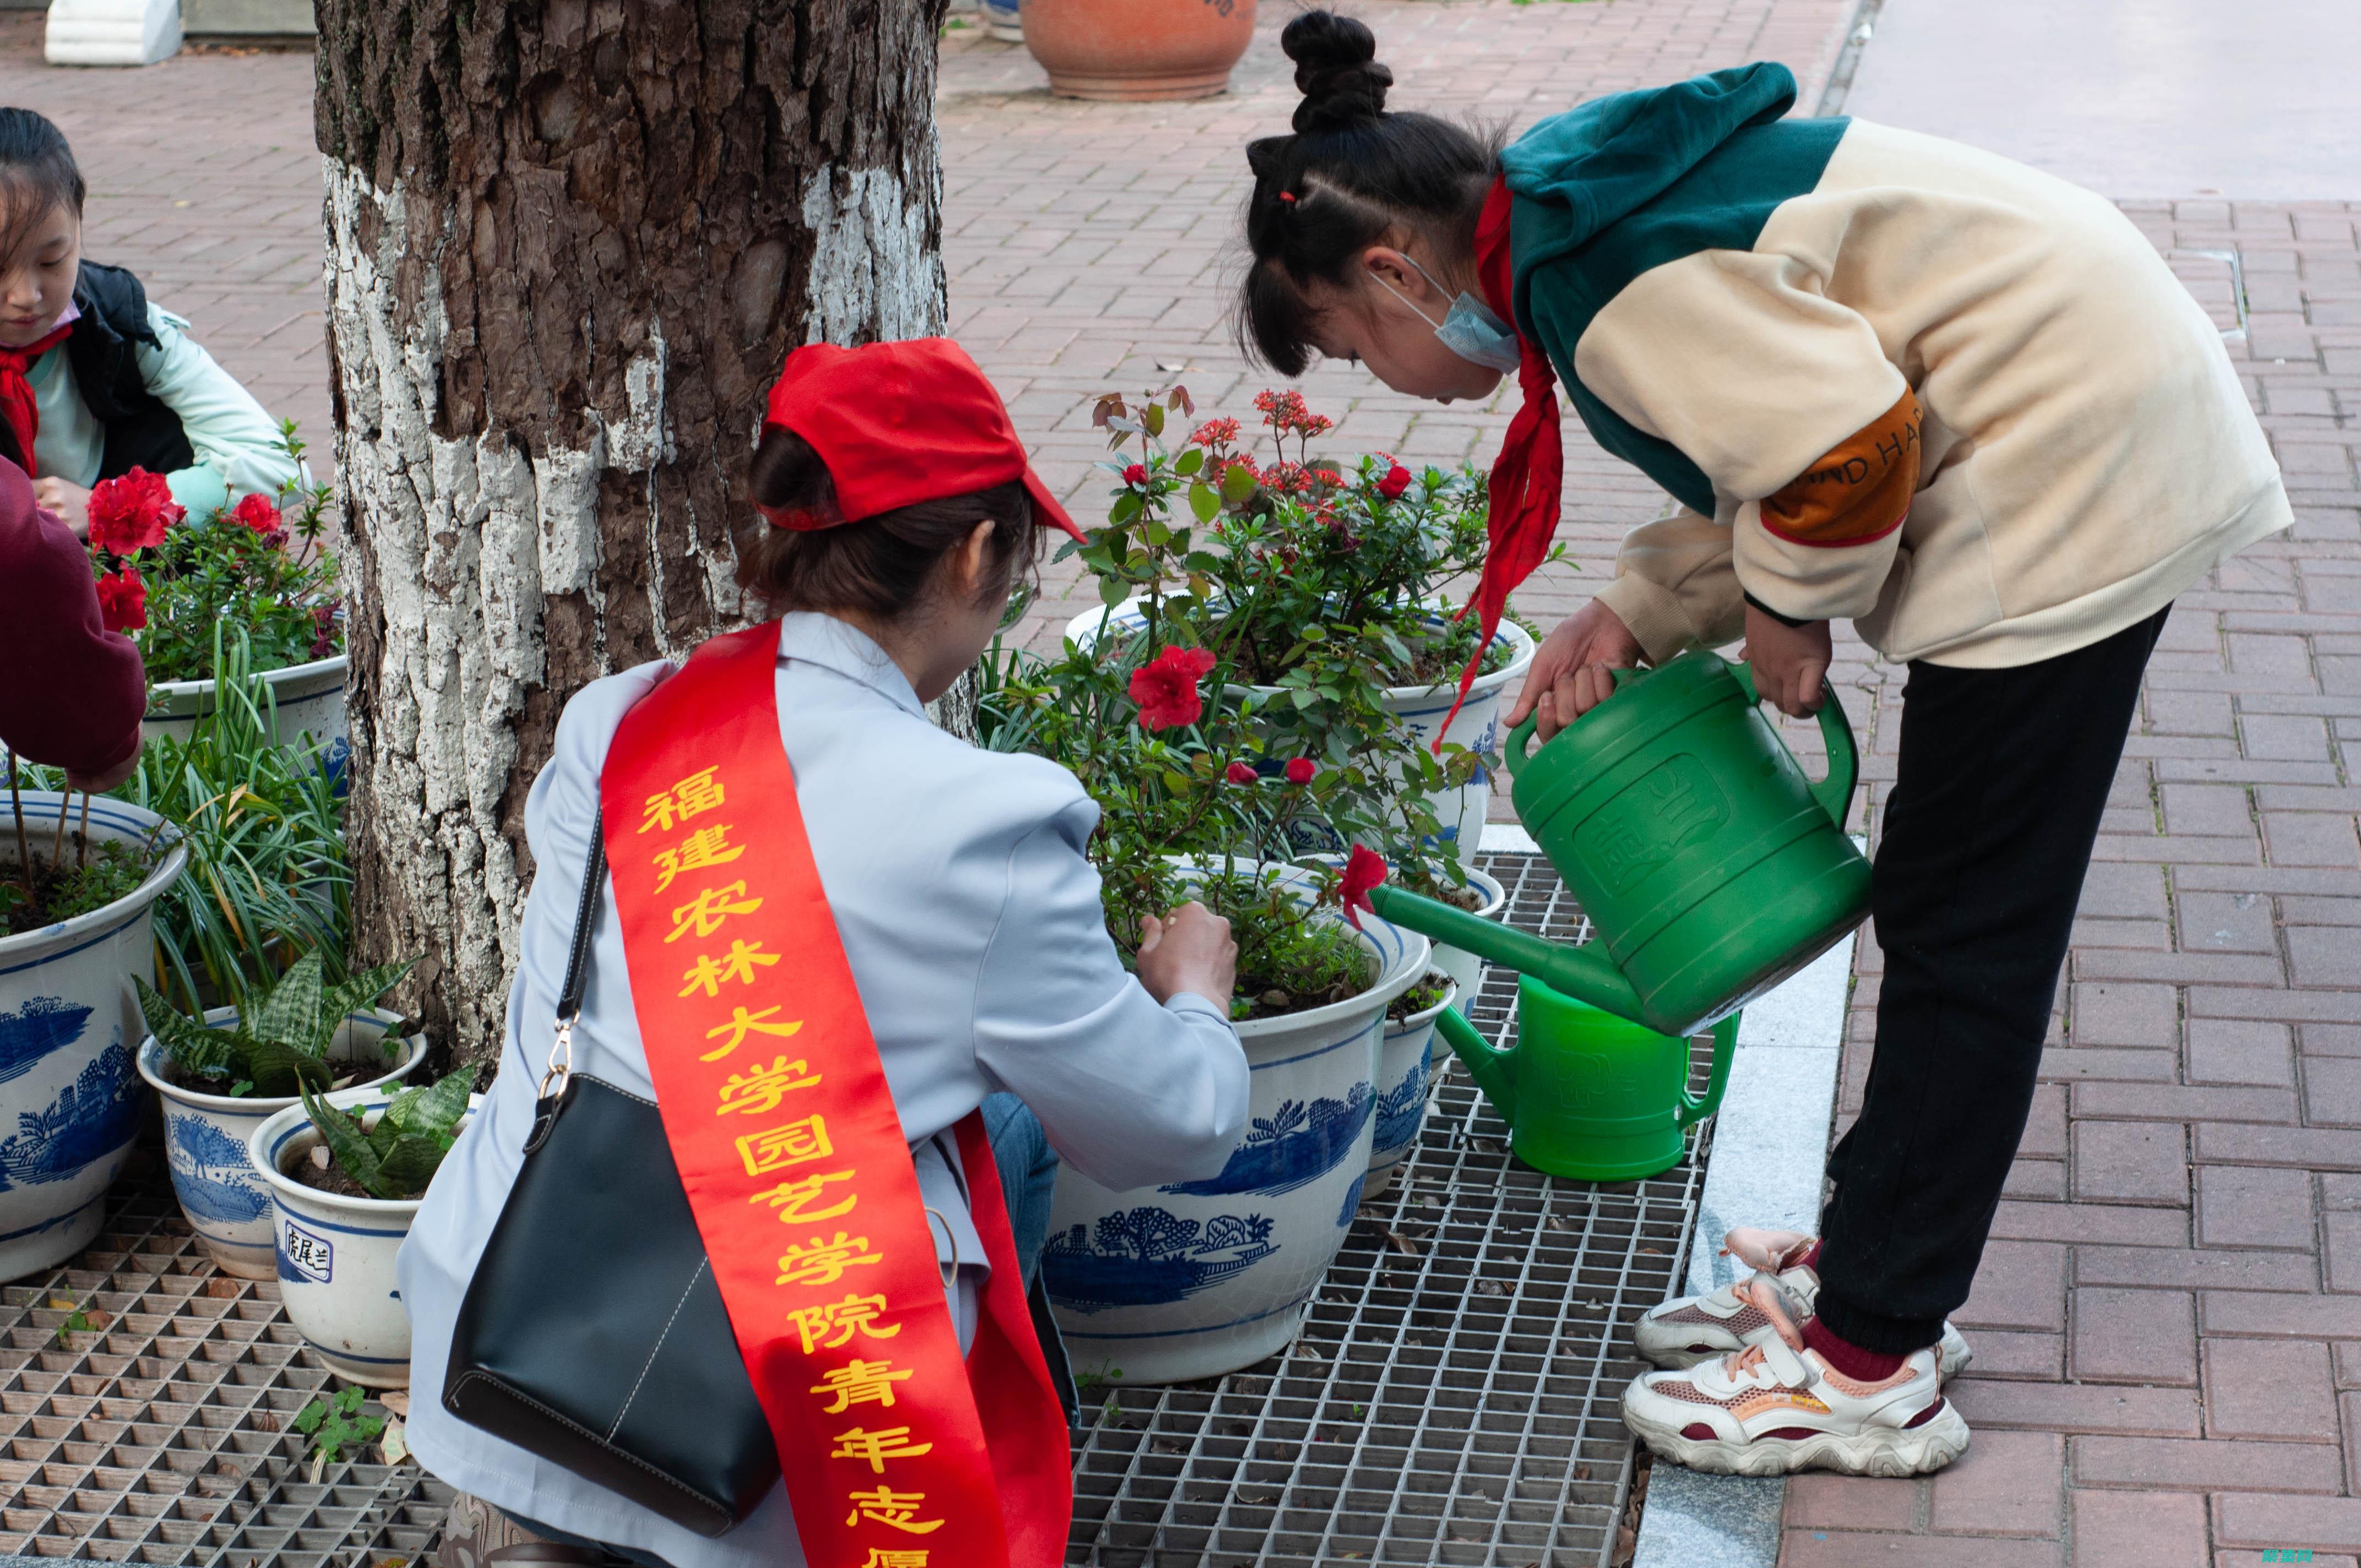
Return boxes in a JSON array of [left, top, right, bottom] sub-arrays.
[[1339, 843, 1388, 930], [1190, 418, 1241, 448], [230, 492, 282, 535], [86, 468, 183, 554], [308, 601, 340, 658], [1285, 758, 1316, 785], [1123, 463, 1149, 487], [95, 567, 146, 633], [1225, 761, 1258, 785], [1128, 646, 1216, 731], [1376, 463, 1413, 501]]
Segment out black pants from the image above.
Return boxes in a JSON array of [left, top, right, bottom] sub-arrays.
[[1813, 606, 2170, 1353]]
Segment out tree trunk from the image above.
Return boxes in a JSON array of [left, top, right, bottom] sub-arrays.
[[316, 0, 950, 1069]]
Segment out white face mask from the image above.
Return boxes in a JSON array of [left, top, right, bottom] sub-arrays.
[[1368, 254, 1525, 375]]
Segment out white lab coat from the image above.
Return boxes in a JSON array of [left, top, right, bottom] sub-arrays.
[[399, 612, 1249, 1567]]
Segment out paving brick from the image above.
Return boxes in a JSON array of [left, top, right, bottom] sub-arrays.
[[2266, 811, 2361, 868], [2073, 1288, 2197, 1385], [1781, 1532, 2061, 1567], [2189, 1019, 2298, 1086], [2076, 1121, 2193, 1205], [2199, 1123, 2361, 1169], [1960, 1240, 2071, 1332], [2072, 982, 2184, 1047], [2245, 714, 2336, 761], [2202, 1291, 2361, 1339], [2306, 1058, 2361, 1125], [2070, 1435, 2345, 1491], [2181, 889, 2283, 952], [1995, 1201, 2189, 1248], [1964, 1329, 2067, 1380], [1786, 1474, 1923, 1532], [1947, 1380, 2201, 1436], [1930, 1428, 2063, 1537], [2199, 1165, 2320, 1250], [2075, 1084, 2296, 1123], [2215, 1494, 2361, 1550], [2076, 1246, 2319, 1293], [2072, 1488, 2208, 1568], [2205, 1338, 2340, 1440]]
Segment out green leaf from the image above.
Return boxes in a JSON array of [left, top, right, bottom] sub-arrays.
[[248, 950, 325, 1053], [1142, 402, 1166, 438], [1098, 574, 1129, 607], [1220, 462, 1260, 504], [1174, 448, 1204, 477], [373, 1135, 448, 1199], [1188, 482, 1218, 524], [300, 1084, 386, 1197], [137, 977, 242, 1080], [317, 959, 415, 1049], [394, 1064, 476, 1141], [1108, 492, 1143, 525]]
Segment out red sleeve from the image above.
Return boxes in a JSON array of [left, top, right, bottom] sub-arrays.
[[0, 460, 146, 775]]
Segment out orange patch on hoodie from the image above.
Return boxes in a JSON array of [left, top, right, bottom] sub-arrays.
[[1760, 389, 1922, 548]]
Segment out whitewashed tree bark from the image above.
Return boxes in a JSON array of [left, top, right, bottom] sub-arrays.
[[317, 0, 951, 1068]]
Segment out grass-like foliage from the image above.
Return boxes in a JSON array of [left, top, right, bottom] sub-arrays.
[[137, 950, 412, 1098]]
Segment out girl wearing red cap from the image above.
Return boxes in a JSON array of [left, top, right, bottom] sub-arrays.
[[0, 109, 301, 533], [402, 340, 1250, 1567], [1236, 12, 2287, 1478]]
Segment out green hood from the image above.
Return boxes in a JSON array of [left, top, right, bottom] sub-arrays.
[[1497, 63, 1845, 517]]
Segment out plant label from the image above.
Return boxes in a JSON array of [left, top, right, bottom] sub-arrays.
[[281, 1219, 333, 1284]]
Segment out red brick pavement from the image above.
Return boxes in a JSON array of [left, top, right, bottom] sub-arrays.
[[16, 7, 2361, 1566]]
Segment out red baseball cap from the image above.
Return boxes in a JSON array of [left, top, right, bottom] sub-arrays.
[[760, 338, 1084, 543]]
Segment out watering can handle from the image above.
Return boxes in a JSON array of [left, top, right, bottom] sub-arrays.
[[1729, 660, 1858, 835], [1502, 666, 1641, 781], [1678, 1012, 1740, 1128]]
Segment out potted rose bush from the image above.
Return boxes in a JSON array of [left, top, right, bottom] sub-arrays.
[[83, 422, 347, 747]]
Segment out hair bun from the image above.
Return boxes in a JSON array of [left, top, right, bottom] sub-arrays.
[[1282, 10, 1392, 133]]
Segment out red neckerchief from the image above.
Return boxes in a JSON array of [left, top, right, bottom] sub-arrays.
[[1443, 177, 1562, 742], [0, 319, 72, 471]]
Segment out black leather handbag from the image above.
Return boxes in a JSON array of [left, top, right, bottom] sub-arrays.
[[442, 823, 779, 1538]]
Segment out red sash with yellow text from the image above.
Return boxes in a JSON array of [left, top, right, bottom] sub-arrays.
[[601, 622, 1071, 1568]]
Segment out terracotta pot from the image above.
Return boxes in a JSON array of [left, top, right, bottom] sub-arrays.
[[1020, 0, 1256, 101]]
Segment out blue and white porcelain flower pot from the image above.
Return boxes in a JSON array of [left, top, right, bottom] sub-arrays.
[[0, 792, 186, 1282], [138, 1010, 427, 1279], [1066, 601, 1536, 854], [1366, 977, 1455, 1200], [1043, 863, 1429, 1384], [249, 1086, 479, 1389], [143, 652, 347, 747]]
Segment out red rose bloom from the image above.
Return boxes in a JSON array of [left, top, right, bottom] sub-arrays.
[[95, 567, 147, 633], [86, 468, 183, 554], [1376, 463, 1413, 501], [1225, 761, 1258, 785], [1339, 843, 1388, 930], [1123, 463, 1148, 487], [230, 492, 282, 535], [1128, 646, 1216, 731], [1285, 758, 1316, 785]]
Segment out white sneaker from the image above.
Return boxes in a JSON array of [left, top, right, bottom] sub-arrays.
[[1623, 1277, 1972, 1478], [1634, 1228, 1973, 1380]]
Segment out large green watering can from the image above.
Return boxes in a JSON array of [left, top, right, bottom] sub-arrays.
[[1434, 978, 1737, 1180], [1370, 649, 1871, 1039]]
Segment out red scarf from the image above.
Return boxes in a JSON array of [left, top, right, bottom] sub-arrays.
[[602, 624, 1071, 1567], [0, 319, 72, 471], [1443, 178, 1562, 742]]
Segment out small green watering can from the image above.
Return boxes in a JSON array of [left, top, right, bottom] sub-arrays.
[[1370, 649, 1871, 1038], [1435, 978, 1736, 1180]]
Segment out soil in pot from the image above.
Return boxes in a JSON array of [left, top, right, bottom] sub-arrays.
[[153, 1050, 389, 1097], [1207, 875, 1377, 1022], [1386, 970, 1454, 1024], [282, 1142, 379, 1201], [1, 835, 153, 935]]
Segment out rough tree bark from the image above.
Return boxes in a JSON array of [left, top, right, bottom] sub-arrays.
[[315, 0, 950, 1068]]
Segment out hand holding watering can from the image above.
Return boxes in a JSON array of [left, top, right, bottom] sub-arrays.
[[1375, 650, 1873, 1179]]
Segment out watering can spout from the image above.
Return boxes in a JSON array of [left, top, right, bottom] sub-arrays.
[[1366, 884, 1650, 1025], [1433, 1006, 1516, 1123]]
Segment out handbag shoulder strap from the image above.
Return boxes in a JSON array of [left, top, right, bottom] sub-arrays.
[[558, 815, 607, 1027], [529, 815, 607, 1136]]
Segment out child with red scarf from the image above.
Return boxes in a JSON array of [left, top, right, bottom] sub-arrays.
[[0, 108, 300, 537]]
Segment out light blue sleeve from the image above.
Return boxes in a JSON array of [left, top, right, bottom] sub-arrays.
[[971, 796, 1250, 1192], [134, 304, 304, 518]]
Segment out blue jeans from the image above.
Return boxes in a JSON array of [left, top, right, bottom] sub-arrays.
[[981, 1091, 1057, 1287]]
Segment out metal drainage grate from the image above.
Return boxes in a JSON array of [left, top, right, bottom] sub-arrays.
[[1063, 852, 1712, 1567], [0, 1155, 447, 1565]]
